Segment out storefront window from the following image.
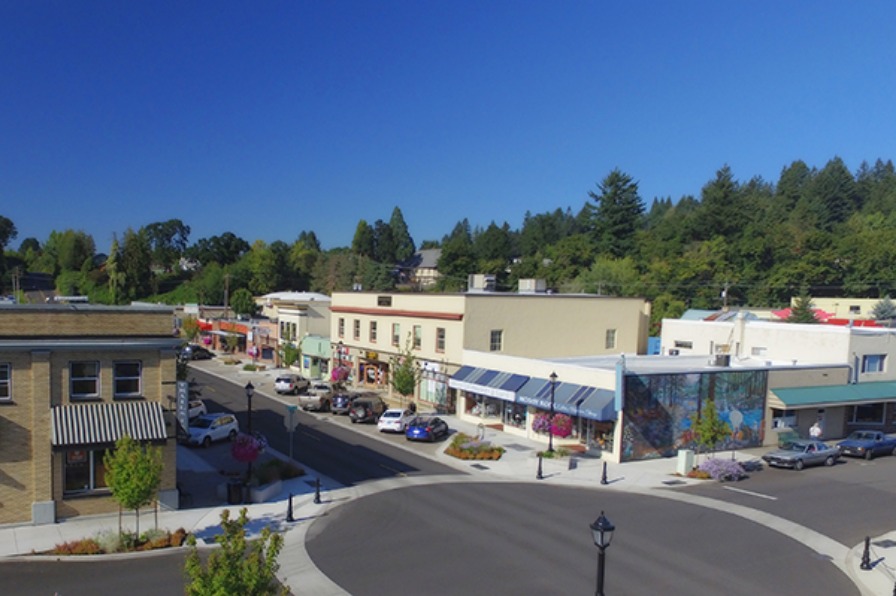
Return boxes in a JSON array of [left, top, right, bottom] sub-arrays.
[[851, 403, 886, 424], [64, 448, 110, 495], [469, 396, 502, 419], [504, 403, 526, 429]]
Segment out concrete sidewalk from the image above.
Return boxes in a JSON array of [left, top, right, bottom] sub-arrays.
[[1, 356, 893, 596]]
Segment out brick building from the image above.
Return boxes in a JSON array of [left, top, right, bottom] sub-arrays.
[[0, 304, 181, 525]]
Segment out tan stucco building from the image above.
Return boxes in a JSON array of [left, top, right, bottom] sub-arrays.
[[330, 290, 651, 413]]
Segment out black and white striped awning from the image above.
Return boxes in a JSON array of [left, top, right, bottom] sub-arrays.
[[51, 401, 168, 447]]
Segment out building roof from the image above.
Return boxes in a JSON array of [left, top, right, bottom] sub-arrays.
[[772, 381, 896, 407], [260, 292, 331, 303], [544, 353, 846, 375]]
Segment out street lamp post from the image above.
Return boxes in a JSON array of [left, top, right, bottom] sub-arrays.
[[337, 340, 344, 368], [590, 511, 615, 596], [245, 381, 255, 488], [548, 371, 557, 453]]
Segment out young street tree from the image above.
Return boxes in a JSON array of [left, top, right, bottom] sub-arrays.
[[390, 336, 420, 406], [185, 507, 285, 596], [692, 398, 730, 458], [103, 435, 163, 536]]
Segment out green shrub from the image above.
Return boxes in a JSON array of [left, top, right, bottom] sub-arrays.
[[96, 529, 123, 553]]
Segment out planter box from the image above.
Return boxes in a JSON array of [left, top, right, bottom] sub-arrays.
[[215, 478, 283, 504], [249, 479, 282, 503]]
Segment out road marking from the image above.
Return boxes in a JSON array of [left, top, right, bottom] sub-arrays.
[[723, 486, 778, 500]]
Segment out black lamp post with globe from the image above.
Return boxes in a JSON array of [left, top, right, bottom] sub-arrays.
[[590, 511, 615, 596]]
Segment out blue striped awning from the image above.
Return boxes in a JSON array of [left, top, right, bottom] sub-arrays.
[[449, 366, 529, 402], [517, 378, 616, 421], [51, 401, 168, 447]]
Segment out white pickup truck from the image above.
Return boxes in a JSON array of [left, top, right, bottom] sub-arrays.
[[297, 382, 333, 412]]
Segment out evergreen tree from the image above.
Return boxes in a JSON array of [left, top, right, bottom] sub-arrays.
[[351, 220, 375, 257], [589, 169, 645, 258], [810, 156, 859, 231], [106, 236, 125, 304], [372, 219, 395, 263], [787, 294, 819, 323], [389, 207, 416, 262], [694, 165, 743, 241], [871, 296, 896, 323]]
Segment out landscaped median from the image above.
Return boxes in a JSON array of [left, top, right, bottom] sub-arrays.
[[445, 432, 506, 460]]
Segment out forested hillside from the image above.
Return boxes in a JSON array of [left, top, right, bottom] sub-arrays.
[[3, 157, 896, 330]]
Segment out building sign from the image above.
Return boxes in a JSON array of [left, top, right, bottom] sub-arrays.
[[176, 380, 189, 431], [366, 351, 379, 361]]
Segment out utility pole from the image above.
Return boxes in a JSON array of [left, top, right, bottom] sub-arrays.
[[223, 273, 231, 319]]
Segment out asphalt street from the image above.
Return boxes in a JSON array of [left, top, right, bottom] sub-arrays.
[[306, 482, 858, 595]]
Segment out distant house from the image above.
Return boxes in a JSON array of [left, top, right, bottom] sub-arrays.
[[397, 249, 442, 289]]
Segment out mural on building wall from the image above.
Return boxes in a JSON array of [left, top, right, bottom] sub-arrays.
[[621, 370, 767, 462]]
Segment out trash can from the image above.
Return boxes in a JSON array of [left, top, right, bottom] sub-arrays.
[[227, 480, 243, 505]]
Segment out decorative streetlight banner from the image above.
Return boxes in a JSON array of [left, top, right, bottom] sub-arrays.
[[176, 380, 189, 431]]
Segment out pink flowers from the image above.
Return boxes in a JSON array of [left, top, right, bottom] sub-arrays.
[[532, 413, 573, 438], [330, 366, 350, 383], [230, 432, 267, 463]]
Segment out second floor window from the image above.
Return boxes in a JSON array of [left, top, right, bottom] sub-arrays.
[[114, 361, 142, 397], [338, 318, 345, 338], [413, 325, 422, 350], [436, 328, 446, 352], [392, 323, 400, 346], [862, 354, 886, 373], [71, 361, 100, 399], [0, 363, 9, 401], [370, 321, 378, 343], [353, 319, 361, 340], [605, 329, 617, 350], [490, 330, 503, 352]]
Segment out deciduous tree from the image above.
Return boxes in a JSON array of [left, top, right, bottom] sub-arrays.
[[103, 435, 163, 536]]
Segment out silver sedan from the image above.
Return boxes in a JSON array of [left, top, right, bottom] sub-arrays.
[[761, 439, 841, 470]]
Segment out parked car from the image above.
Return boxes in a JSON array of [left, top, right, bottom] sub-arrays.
[[837, 430, 896, 460], [298, 382, 333, 411], [331, 392, 360, 415], [182, 344, 214, 360], [761, 439, 841, 470], [377, 408, 415, 433], [348, 397, 388, 423], [275, 374, 310, 395], [188, 399, 207, 419], [405, 415, 450, 442], [185, 413, 239, 447]]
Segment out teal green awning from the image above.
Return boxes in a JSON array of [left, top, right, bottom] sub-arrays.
[[772, 381, 896, 408]]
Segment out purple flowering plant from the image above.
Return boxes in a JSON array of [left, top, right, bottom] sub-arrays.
[[698, 458, 746, 482]]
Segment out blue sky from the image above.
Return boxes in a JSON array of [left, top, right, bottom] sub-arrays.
[[2, 1, 895, 251]]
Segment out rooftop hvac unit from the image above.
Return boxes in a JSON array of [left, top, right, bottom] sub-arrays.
[[668, 348, 680, 356], [467, 274, 496, 292], [713, 354, 731, 367], [518, 278, 547, 294]]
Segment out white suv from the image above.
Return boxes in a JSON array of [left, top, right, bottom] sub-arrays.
[[186, 413, 239, 447]]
